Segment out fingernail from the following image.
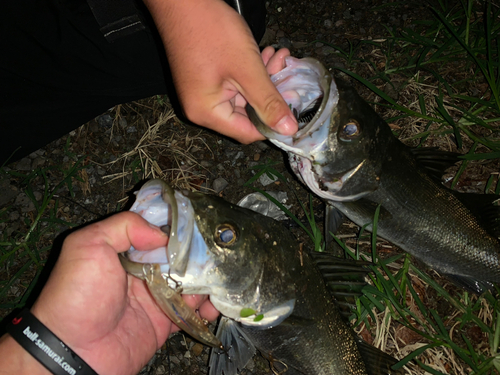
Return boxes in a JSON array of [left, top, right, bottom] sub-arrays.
[[149, 222, 168, 236], [274, 115, 298, 135]]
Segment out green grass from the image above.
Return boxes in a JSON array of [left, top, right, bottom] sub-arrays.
[[0, 150, 85, 315], [301, 2, 500, 372], [245, 165, 500, 372], [328, 0, 499, 172]]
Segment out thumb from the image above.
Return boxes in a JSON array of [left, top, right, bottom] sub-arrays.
[[236, 55, 298, 136]]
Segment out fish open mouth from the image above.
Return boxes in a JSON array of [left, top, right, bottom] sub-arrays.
[[248, 56, 338, 158], [125, 180, 195, 276], [291, 155, 370, 201]]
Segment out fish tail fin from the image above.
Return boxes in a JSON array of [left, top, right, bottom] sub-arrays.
[[355, 337, 404, 375], [208, 317, 256, 375]]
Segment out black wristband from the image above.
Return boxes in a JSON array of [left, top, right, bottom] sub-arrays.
[[6, 308, 98, 375]]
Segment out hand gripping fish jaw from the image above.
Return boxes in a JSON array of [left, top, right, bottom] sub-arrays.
[[119, 254, 223, 349], [118, 179, 223, 349]]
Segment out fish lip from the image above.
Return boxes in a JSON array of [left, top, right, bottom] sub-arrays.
[[293, 156, 370, 202], [210, 297, 296, 329], [126, 179, 196, 276], [249, 56, 338, 157]]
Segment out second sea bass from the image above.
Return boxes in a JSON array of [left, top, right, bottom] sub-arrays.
[[248, 57, 500, 291], [120, 179, 399, 375]]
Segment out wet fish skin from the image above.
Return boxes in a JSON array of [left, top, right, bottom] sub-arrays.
[[121, 180, 400, 375], [186, 190, 370, 375], [248, 57, 500, 289]]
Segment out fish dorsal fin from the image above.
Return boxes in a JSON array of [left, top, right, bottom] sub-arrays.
[[410, 147, 460, 182], [452, 192, 500, 238], [355, 337, 404, 375], [208, 317, 256, 375], [311, 252, 371, 316]]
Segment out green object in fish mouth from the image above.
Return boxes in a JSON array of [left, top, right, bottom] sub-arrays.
[[120, 179, 402, 375], [248, 55, 500, 294]]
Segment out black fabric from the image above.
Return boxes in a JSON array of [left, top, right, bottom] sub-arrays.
[[0, 0, 266, 166], [86, 0, 146, 41]]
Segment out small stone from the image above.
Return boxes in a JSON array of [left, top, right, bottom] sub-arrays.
[[292, 41, 308, 49], [97, 114, 113, 128], [168, 355, 180, 365], [233, 151, 245, 162], [126, 126, 137, 133], [191, 343, 204, 356], [322, 46, 336, 55], [255, 141, 269, 151], [0, 182, 18, 206], [31, 157, 46, 169], [324, 19, 333, 28], [213, 178, 229, 193], [278, 37, 292, 49], [119, 117, 128, 128], [9, 211, 20, 221], [16, 158, 32, 171], [184, 351, 191, 359], [254, 153, 261, 161], [155, 365, 166, 375]]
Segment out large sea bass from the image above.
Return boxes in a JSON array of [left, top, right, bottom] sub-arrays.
[[120, 179, 399, 375], [247, 57, 500, 292]]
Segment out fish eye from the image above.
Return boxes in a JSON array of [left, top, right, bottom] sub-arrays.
[[340, 120, 360, 140], [215, 224, 237, 247]]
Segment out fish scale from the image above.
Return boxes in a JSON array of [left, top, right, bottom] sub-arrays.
[[120, 180, 401, 375], [248, 56, 500, 292]]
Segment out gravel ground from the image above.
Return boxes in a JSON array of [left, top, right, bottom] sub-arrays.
[[1, 1, 498, 374]]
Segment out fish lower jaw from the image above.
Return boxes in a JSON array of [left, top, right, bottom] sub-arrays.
[[291, 156, 371, 202], [210, 298, 295, 329]]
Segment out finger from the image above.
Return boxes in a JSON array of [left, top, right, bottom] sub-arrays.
[[265, 48, 290, 75], [64, 212, 168, 256], [231, 48, 297, 136], [203, 100, 266, 144], [261, 46, 276, 65]]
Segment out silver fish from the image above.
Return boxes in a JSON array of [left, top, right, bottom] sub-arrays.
[[247, 56, 500, 293], [120, 179, 400, 374]]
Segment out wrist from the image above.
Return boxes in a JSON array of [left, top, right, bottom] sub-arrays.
[[0, 333, 51, 375], [3, 309, 98, 375]]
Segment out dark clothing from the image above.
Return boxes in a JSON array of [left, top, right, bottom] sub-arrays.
[[0, 0, 266, 165]]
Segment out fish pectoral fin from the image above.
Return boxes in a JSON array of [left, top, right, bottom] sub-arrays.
[[324, 203, 344, 252], [444, 274, 495, 295], [410, 147, 460, 182], [311, 252, 372, 317], [355, 337, 404, 375], [208, 317, 256, 375]]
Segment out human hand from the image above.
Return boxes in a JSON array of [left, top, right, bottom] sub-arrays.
[[143, 0, 298, 143], [19, 212, 217, 375]]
